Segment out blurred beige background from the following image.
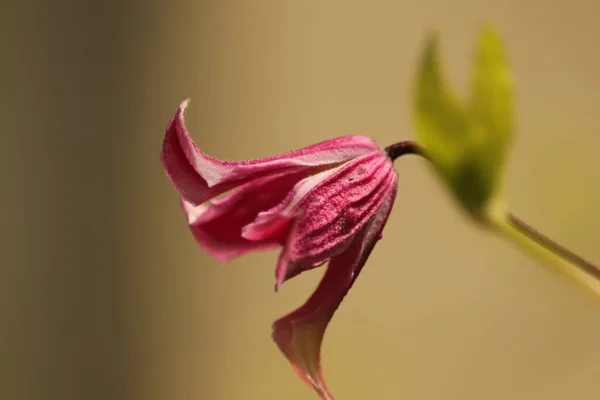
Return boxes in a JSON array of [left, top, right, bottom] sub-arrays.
[[3, 1, 600, 399]]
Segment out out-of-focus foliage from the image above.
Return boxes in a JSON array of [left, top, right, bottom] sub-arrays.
[[413, 26, 514, 221]]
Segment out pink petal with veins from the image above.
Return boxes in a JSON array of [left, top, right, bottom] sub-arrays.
[[272, 188, 397, 400], [241, 163, 347, 242], [182, 170, 308, 262], [161, 100, 380, 206], [274, 152, 396, 288]]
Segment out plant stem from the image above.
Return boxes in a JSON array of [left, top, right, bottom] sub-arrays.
[[384, 141, 423, 161], [507, 213, 600, 280], [492, 211, 600, 298], [385, 139, 600, 297]]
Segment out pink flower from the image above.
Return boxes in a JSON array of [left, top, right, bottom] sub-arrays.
[[161, 100, 398, 399]]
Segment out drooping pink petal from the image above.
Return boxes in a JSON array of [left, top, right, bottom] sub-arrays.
[[181, 170, 308, 262], [272, 188, 397, 400], [274, 152, 396, 288], [161, 100, 381, 206]]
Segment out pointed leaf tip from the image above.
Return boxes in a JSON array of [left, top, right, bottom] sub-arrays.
[[472, 26, 514, 141]]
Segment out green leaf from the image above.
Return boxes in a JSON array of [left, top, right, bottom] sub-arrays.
[[413, 26, 515, 221]]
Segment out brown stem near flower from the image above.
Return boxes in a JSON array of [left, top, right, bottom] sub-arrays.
[[507, 213, 600, 280], [384, 141, 424, 161]]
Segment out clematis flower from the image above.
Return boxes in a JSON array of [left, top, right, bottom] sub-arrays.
[[161, 100, 405, 399]]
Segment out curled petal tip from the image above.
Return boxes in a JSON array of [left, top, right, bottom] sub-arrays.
[[316, 386, 334, 400], [180, 98, 190, 111], [274, 270, 285, 292]]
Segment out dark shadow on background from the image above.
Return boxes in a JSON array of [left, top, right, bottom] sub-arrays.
[[4, 1, 132, 399]]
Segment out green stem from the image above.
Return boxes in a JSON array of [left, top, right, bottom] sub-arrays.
[[384, 140, 600, 297], [491, 210, 600, 297]]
